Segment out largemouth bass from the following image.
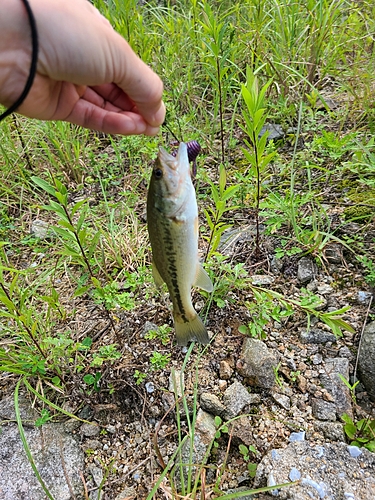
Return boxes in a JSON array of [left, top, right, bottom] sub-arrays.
[[147, 142, 213, 345]]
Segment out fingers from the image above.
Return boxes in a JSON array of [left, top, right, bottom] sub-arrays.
[[108, 35, 166, 128], [64, 93, 161, 136]]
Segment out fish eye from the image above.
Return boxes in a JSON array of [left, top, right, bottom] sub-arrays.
[[154, 168, 163, 179]]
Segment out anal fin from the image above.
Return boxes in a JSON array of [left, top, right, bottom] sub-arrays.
[[194, 263, 213, 292]]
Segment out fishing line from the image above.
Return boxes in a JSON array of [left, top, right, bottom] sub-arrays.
[[0, 0, 39, 122], [162, 120, 181, 143]]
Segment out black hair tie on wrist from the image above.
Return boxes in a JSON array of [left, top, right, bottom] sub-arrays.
[[0, 0, 38, 122]]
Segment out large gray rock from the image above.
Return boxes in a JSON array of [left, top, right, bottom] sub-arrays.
[[222, 380, 255, 420], [254, 441, 375, 499], [311, 398, 337, 421], [320, 358, 352, 418], [237, 338, 279, 389], [200, 392, 226, 417], [358, 321, 375, 401], [300, 328, 337, 344], [0, 395, 85, 500], [177, 409, 216, 485]]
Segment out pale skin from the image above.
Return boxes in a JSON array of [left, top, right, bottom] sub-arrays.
[[0, 0, 165, 135]]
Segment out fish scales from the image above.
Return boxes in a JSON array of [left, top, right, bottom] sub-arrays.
[[147, 142, 213, 345]]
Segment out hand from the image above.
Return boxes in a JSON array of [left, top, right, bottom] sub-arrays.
[[0, 0, 165, 135]]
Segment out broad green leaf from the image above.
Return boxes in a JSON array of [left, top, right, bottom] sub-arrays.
[[31, 176, 56, 196]]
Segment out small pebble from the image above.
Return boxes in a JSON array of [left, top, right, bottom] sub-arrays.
[[357, 291, 372, 304], [289, 467, 301, 481], [81, 423, 100, 437], [301, 478, 327, 499], [347, 445, 362, 458], [267, 472, 279, 496], [312, 353, 323, 365], [145, 382, 155, 393], [289, 431, 305, 442]]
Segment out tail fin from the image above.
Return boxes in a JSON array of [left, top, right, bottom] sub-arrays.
[[174, 312, 210, 346]]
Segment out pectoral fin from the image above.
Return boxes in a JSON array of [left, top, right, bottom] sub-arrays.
[[152, 262, 164, 287], [194, 263, 213, 292]]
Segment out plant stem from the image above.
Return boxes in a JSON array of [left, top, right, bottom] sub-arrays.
[[252, 130, 261, 258], [62, 206, 95, 278], [0, 283, 63, 383], [216, 56, 225, 165]]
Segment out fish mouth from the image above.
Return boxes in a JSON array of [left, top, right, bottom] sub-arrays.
[[158, 143, 188, 171]]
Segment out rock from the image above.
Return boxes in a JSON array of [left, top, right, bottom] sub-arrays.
[[219, 360, 233, 380], [88, 464, 103, 487], [145, 382, 155, 393], [357, 291, 373, 305], [320, 358, 352, 418], [63, 418, 81, 433], [313, 296, 328, 311], [219, 225, 258, 255], [142, 321, 158, 335], [289, 431, 305, 442], [218, 380, 227, 391], [115, 486, 137, 500], [231, 415, 255, 447], [0, 396, 85, 500], [358, 321, 375, 401], [200, 393, 226, 417], [297, 257, 317, 284], [222, 381, 257, 420], [297, 375, 307, 393], [306, 281, 318, 292], [300, 328, 337, 344], [30, 219, 51, 239], [177, 410, 216, 485], [78, 405, 94, 420], [317, 283, 333, 295], [311, 398, 337, 421], [251, 275, 275, 286], [271, 392, 291, 410], [81, 439, 102, 451], [169, 369, 185, 396], [270, 256, 283, 274], [339, 345, 354, 360], [324, 243, 342, 264], [311, 353, 323, 365], [254, 441, 375, 499], [81, 422, 101, 437], [237, 338, 280, 389], [259, 123, 284, 141], [314, 421, 346, 442]]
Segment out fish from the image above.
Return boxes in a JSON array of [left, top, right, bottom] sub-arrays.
[[147, 142, 213, 345]]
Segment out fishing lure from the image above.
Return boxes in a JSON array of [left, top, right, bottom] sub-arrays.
[[171, 140, 201, 177], [163, 122, 201, 177]]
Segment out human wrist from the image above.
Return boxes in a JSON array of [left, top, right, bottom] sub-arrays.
[[0, 0, 33, 108]]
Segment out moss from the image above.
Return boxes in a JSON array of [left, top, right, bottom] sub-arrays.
[[344, 187, 375, 220], [347, 189, 375, 204], [344, 205, 373, 220]]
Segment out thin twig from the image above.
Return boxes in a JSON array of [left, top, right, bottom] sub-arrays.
[[79, 470, 89, 500]]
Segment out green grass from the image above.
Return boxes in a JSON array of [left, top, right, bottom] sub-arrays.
[[1, 0, 375, 497]]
